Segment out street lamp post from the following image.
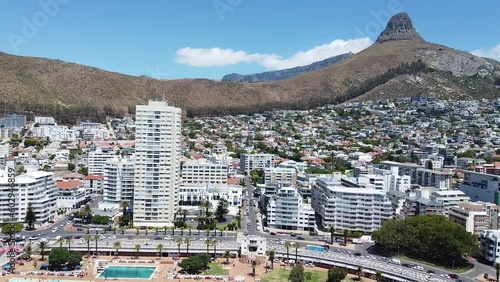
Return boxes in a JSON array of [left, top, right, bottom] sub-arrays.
[[452, 260, 455, 271]]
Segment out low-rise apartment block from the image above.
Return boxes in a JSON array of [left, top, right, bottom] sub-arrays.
[[449, 202, 500, 235], [460, 171, 500, 204], [240, 154, 276, 174], [181, 160, 228, 184]]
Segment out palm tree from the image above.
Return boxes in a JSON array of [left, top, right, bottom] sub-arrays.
[[251, 260, 257, 276], [154, 227, 159, 235], [343, 229, 350, 245], [219, 227, 224, 236], [56, 237, 64, 248], [120, 227, 125, 235], [113, 228, 116, 234], [284, 242, 291, 260], [163, 226, 168, 235], [134, 244, 141, 258], [495, 263, 500, 282], [329, 227, 335, 244], [185, 238, 191, 256], [356, 265, 364, 280], [267, 249, 275, 270], [65, 237, 73, 250], [171, 226, 176, 235], [120, 201, 129, 216], [93, 234, 100, 256], [38, 241, 47, 260], [188, 228, 192, 236], [145, 229, 148, 235], [292, 242, 300, 264], [223, 251, 231, 264], [156, 243, 164, 259], [81, 205, 92, 223], [181, 227, 185, 236], [212, 239, 218, 257], [205, 239, 212, 254], [374, 271, 383, 282], [135, 227, 140, 235], [206, 227, 210, 236], [84, 235, 92, 257], [113, 241, 121, 258], [176, 238, 183, 255]]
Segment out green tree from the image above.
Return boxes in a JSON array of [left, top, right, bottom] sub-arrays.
[[113, 241, 121, 257], [56, 237, 64, 247], [48, 247, 82, 268], [38, 241, 48, 261], [292, 242, 300, 264], [176, 238, 184, 255], [134, 244, 141, 258], [343, 229, 350, 246], [156, 243, 164, 259], [1, 223, 23, 235], [84, 235, 92, 257], [178, 253, 210, 274], [329, 227, 336, 244], [372, 215, 480, 264], [356, 265, 364, 280], [25, 203, 36, 230], [267, 249, 275, 270], [289, 264, 305, 282], [67, 163, 75, 171], [215, 199, 229, 222], [223, 250, 231, 264], [65, 237, 73, 251], [251, 260, 258, 276], [285, 242, 291, 260], [327, 267, 347, 282], [185, 238, 191, 256], [374, 271, 384, 282]]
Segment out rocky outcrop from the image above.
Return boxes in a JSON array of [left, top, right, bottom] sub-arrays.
[[376, 12, 423, 43], [222, 52, 353, 83]]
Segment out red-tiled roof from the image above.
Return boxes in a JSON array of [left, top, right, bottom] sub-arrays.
[[85, 174, 104, 180], [56, 180, 85, 189], [62, 172, 85, 179], [227, 178, 239, 185]]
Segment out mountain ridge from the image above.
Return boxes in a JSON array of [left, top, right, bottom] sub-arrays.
[[0, 13, 499, 123], [221, 52, 353, 83]]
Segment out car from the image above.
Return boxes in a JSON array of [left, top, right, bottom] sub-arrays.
[[413, 265, 424, 271], [448, 274, 459, 279], [426, 270, 435, 274], [28, 236, 39, 241], [270, 232, 276, 236], [290, 233, 297, 237], [154, 236, 162, 240], [63, 235, 72, 239], [402, 263, 412, 268], [164, 236, 173, 240], [37, 233, 45, 236], [439, 274, 451, 279], [74, 236, 82, 239], [296, 236, 305, 240], [353, 252, 362, 257], [52, 227, 58, 232]]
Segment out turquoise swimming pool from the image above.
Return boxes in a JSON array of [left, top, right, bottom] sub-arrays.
[[97, 265, 157, 279], [9, 279, 92, 282]]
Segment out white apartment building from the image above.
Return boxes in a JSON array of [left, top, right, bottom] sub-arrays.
[[460, 171, 500, 205], [312, 173, 393, 233], [33, 125, 78, 142], [429, 190, 470, 209], [102, 157, 135, 207], [87, 147, 115, 175], [56, 180, 87, 211], [241, 235, 267, 258], [133, 101, 182, 227], [373, 167, 411, 192], [178, 184, 243, 213], [378, 161, 452, 190], [0, 168, 57, 225], [181, 160, 228, 184], [264, 167, 297, 186], [449, 202, 500, 235], [266, 186, 315, 231], [240, 154, 276, 174], [480, 230, 500, 264], [34, 116, 55, 125]]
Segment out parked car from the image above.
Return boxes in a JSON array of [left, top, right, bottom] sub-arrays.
[[297, 236, 305, 240], [270, 232, 276, 236], [449, 274, 459, 279]]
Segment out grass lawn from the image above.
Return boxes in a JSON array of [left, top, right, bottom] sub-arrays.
[[203, 263, 229, 275], [261, 268, 327, 282]]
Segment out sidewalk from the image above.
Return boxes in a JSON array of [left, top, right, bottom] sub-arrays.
[[35, 215, 67, 231]]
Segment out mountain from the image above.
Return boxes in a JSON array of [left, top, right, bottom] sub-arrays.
[[0, 13, 499, 123], [221, 52, 353, 83]]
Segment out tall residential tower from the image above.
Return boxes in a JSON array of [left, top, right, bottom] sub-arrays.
[[133, 101, 182, 227]]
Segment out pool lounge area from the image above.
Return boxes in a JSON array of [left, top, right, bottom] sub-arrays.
[[96, 265, 157, 279], [9, 279, 93, 282]]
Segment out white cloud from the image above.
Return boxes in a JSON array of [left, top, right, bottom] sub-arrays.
[[472, 43, 500, 61], [175, 38, 372, 70]]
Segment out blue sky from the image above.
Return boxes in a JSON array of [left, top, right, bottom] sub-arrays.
[[0, 0, 499, 79]]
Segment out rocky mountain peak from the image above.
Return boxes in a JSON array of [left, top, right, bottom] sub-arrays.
[[376, 12, 423, 43]]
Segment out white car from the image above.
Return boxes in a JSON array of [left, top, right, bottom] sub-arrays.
[[439, 274, 451, 279], [413, 265, 424, 271], [164, 236, 173, 240], [28, 236, 39, 241], [52, 227, 58, 233]]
